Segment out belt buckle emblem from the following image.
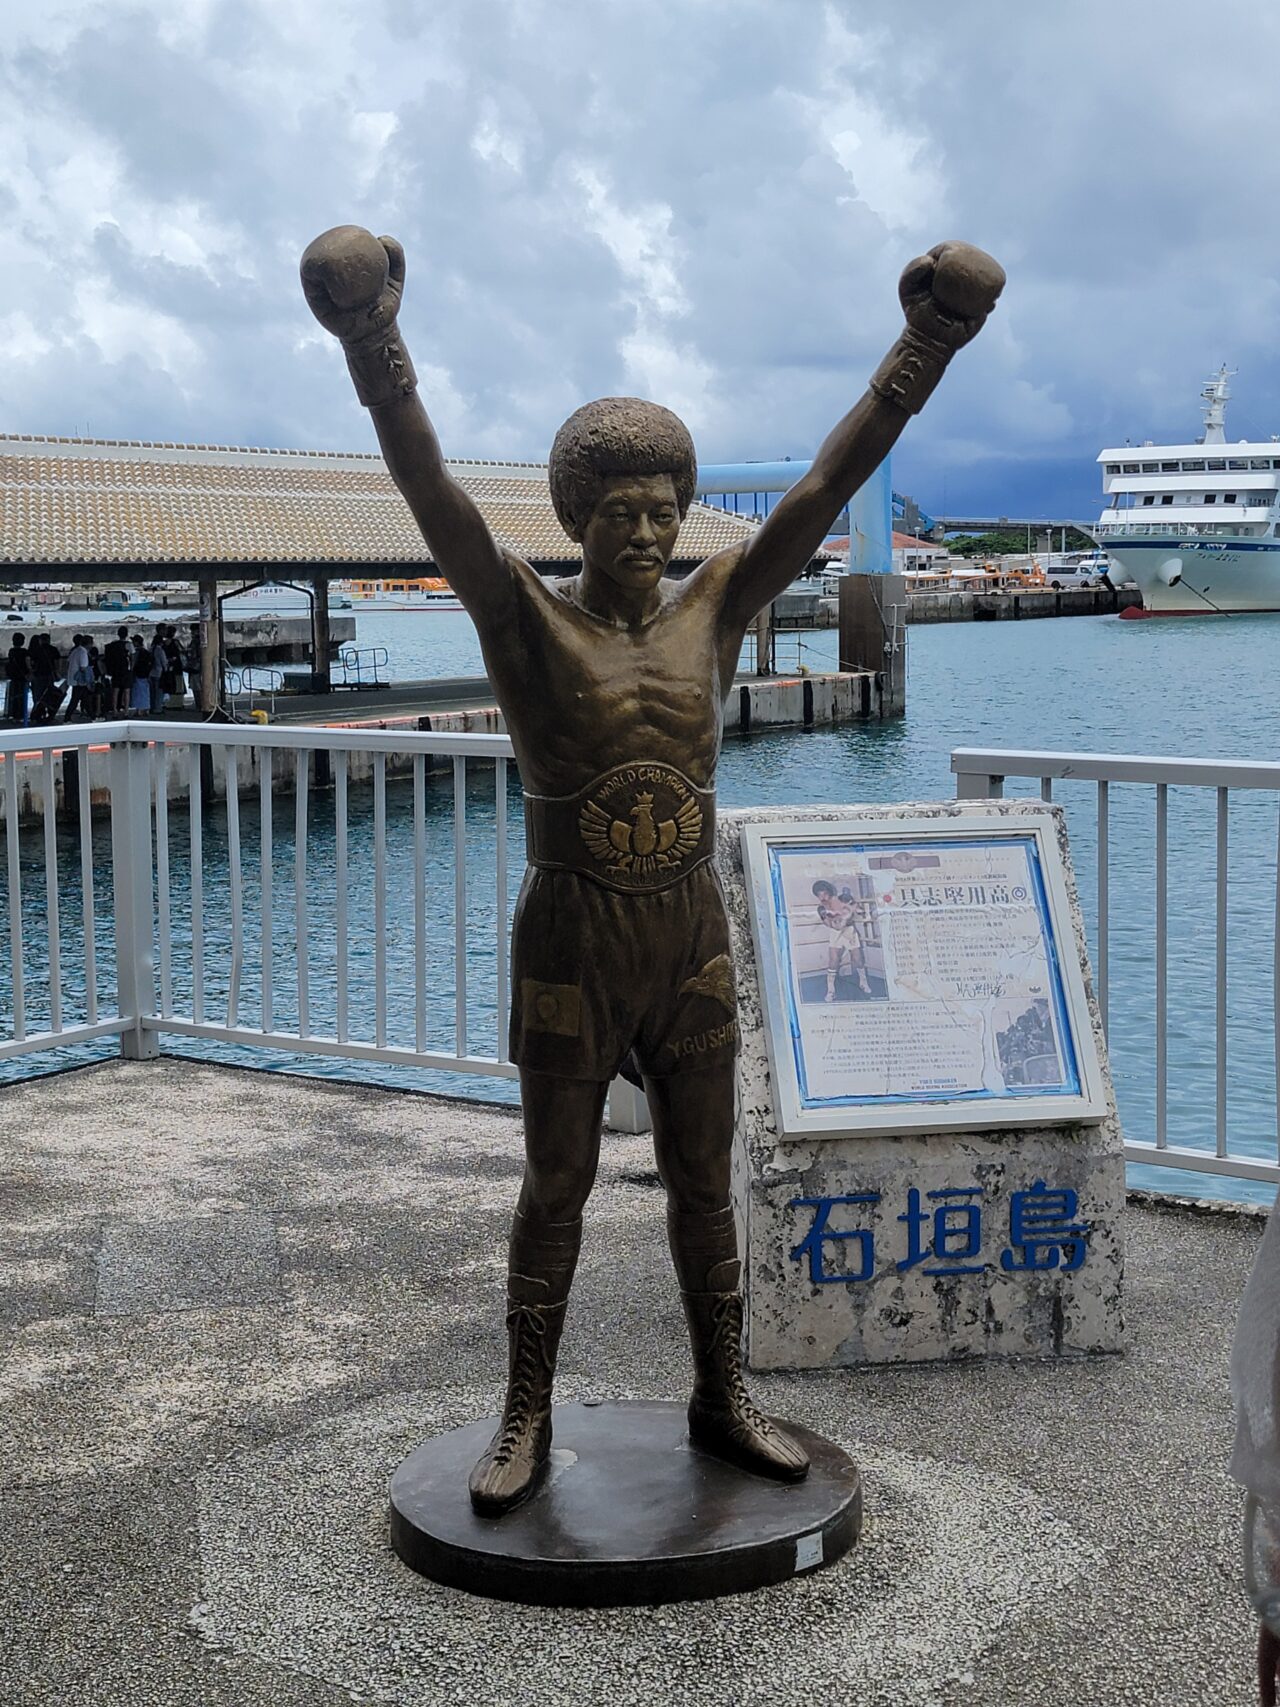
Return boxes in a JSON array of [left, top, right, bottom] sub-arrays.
[[578, 763, 703, 889]]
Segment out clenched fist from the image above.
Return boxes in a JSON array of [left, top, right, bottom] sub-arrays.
[[300, 225, 406, 347], [898, 241, 1005, 353], [300, 225, 418, 408], [868, 239, 1004, 414]]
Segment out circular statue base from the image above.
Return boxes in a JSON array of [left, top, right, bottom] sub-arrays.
[[389, 1399, 862, 1606]]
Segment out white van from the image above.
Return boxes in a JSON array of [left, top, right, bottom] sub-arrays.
[[1043, 550, 1117, 589]]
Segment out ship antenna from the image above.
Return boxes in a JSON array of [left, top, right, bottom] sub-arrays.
[[1201, 363, 1235, 445]]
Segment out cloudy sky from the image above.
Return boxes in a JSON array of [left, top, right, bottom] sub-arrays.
[[3, 0, 1278, 518]]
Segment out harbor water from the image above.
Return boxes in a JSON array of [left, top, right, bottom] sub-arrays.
[[4, 607, 1280, 1204]]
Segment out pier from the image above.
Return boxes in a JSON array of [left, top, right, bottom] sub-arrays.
[[907, 582, 1142, 623]]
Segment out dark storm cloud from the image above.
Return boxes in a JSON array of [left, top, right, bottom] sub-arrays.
[[3, 0, 1278, 514]]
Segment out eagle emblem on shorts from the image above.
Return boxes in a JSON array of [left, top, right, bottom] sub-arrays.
[[678, 953, 736, 1014], [579, 767, 704, 885]]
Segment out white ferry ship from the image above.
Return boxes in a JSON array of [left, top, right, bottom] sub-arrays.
[[1093, 368, 1280, 615]]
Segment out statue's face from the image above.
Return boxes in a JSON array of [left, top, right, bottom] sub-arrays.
[[579, 473, 681, 592]]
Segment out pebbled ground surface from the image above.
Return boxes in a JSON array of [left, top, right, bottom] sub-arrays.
[[0, 1056, 1264, 1706]]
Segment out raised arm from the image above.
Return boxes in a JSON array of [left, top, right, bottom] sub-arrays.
[[717, 242, 1005, 634], [300, 226, 511, 618]]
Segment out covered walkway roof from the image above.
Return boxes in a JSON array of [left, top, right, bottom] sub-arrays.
[[0, 433, 764, 578]]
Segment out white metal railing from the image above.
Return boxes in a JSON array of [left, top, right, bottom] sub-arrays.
[[0, 719, 521, 1085], [1094, 518, 1271, 538], [954, 746, 1280, 1187], [0, 724, 128, 1061], [6, 721, 1280, 1185]]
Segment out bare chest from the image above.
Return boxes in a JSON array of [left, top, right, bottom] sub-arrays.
[[483, 593, 727, 793]]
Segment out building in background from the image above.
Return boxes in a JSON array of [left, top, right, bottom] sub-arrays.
[[891, 531, 950, 574]]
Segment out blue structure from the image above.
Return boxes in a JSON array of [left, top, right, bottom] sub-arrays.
[[892, 489, 937, 535], [696, 457, 894, 573]]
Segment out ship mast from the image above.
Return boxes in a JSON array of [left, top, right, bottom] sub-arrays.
[[1201, 364, 1234, 445]]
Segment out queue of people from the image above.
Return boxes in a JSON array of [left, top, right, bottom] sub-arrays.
[[2, 623, 201, 725]]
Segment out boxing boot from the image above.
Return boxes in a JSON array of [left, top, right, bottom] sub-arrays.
[[468, 1208, 580, 1516], [669, 1205, 809, 1482]]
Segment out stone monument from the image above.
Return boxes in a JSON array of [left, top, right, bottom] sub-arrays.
[[301, 225, 1004, 1602], [722, 801, 1124, 1372]]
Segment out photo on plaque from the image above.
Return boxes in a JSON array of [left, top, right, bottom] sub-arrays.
[[740, 815, 1106, 1136]]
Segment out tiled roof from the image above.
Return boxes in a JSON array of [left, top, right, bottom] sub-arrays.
[[0, 433, 779, 568]]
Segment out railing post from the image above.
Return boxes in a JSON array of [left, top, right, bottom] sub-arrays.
[[954, 768, 1004, 799], [111, 737, 159, 1059]]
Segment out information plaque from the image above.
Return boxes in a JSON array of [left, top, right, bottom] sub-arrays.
[[740, 813, 1108, 1138]]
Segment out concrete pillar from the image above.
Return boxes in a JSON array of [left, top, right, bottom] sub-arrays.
[[198, 575, 219, 715], [310, 575, 332, 693], [838, 573, 907, 715], [753, 601, 775, 676]]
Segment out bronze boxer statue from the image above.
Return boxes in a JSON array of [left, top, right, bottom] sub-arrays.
[[302, 228, 1004, 1515]]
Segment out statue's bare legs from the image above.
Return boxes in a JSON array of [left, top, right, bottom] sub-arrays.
[[468, 1063, 808, 1516]]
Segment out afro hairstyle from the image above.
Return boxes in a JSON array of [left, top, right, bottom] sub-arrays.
[[548, 396, 697, 538]]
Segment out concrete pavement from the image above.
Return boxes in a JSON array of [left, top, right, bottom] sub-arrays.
[[0, 1057, 1265, 1705]]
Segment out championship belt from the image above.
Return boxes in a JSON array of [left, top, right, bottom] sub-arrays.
[[524, 762, 716, 895]]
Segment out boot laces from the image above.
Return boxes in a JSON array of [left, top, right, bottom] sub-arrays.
[[708, 1293, 774, 1435], [492, 1303, 551, 1465]]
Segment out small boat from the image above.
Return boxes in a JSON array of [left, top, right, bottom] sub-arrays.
[[98, 589, 152, 612], [343, 575, 465, 611]]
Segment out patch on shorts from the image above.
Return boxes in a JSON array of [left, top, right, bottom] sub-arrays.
[[678, 952, 736, 1014], [522, 979, 582, 1037]]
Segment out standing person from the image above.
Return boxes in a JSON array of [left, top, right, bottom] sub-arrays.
[[162, 625, 184, 705], [129, 633, 152, 714], [87, 643, 105, 719], [28, 635, 58, 726], [103, 626, 131, 715], [186, 623, 204, 713], [302, 224, 1004, 1514], [149, 628, 169, 716], [64, 634, 92, 721], [812, 879, 872, 1001], [4, 634, 30, 725]]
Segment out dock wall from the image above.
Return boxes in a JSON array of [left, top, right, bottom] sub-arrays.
[[774, 583, 1142, 629], [907, 585, 1142, 623]]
